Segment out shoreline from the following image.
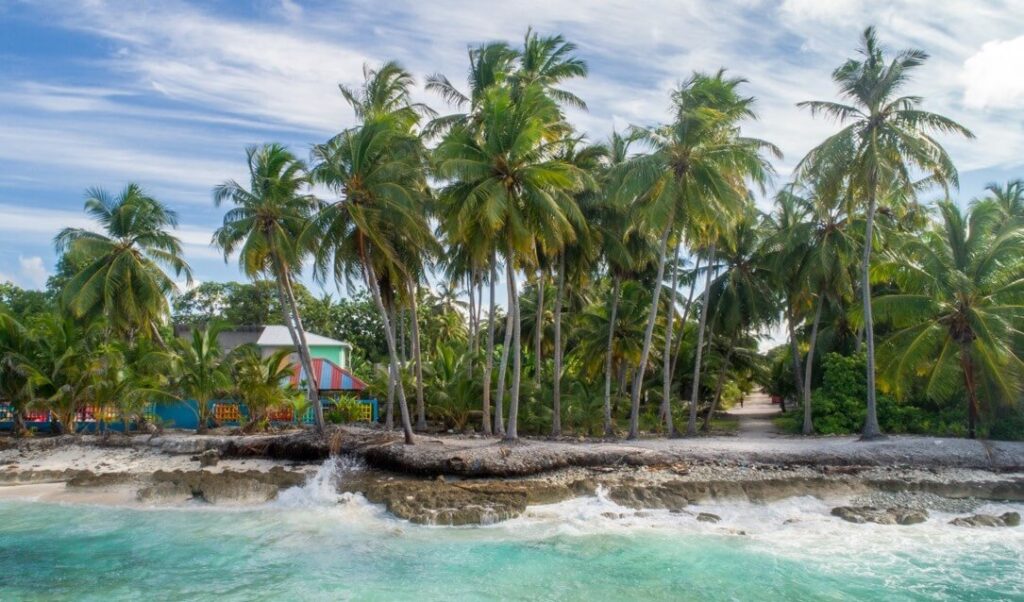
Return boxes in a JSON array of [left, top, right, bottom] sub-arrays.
[[2, 429, 1023, 526]]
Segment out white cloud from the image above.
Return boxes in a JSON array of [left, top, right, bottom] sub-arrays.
[[779, 0, 863, 23], [18, 256, 48, 289], [962, 35, 1024, 109]]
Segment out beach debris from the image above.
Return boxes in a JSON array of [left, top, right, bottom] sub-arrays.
[[198, 449, 221, 467]]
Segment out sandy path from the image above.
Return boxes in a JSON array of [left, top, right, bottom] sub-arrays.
[[728, 391, 782, 439]]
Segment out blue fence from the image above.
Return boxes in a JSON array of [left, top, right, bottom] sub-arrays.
[[0, 399, 378, 432]]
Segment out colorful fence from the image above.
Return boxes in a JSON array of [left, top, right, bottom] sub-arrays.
[[1, 398, 379, 432]]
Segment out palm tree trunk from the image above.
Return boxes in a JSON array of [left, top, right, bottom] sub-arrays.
[[408, 279, 426, 431], [481, 255, 497, 436], [551, 253, 566, 437], [628, 222, 673, 440], [534, 269, 545, 388], [861, 183, 883, 439], [505, 261, 522, 441], [385, 305, 396, 430], [602, 275, 622, 437], [276, 272, 324, 432], [662, 241, 682, 436], [398, 308, 407, 362], [495, 271, 514, 436], [960, 345, 979, 439], [671, 256, 701, 381], [786, 302, 805, 414], [364, 259, 415, 444], [467, 272, 476, 379], [802, 298, 823, 435], [702, 346, 734, 431], [686, 244, 716, 436], [12, 407, 26, 438]]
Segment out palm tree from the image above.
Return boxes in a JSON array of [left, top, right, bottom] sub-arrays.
[[231, 346, 299, 433], [213, 143, 325, 431], [433, 82, 586, 441], [797, 26, 974, 439], [55, 184, 192, 344], [978, 179, 1024, 222], [614, 71, 777, 439], [700, 209, 776, 429], [166, 323, 233, 433], [0, 310, 36, 436], [308, 117, 432, 445], [874, 201, 1024, 438], [341, 60, 437, 432]]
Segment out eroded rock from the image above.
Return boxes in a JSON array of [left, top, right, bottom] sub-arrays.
[[950, 512, 1020, 528], [697, 512, 721, 523], [831, 505, 928, 525]]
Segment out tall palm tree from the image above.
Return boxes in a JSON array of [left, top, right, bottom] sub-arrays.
[[797, 26, 974, 439], [213, 143, 325, 431], [434, 82, 586, 441], [700, 209, 776, 429], [764, 188, 812, 412], [614, 71, 777, 439], [308, 118, 432, 445], [548, 139, 603, 435], [874, 201, 1024, 438], [55, 184, 192, 344], [342, 61, 437, 432]]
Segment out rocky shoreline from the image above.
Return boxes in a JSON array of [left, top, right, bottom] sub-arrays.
[[2, 428, 1023, 527]]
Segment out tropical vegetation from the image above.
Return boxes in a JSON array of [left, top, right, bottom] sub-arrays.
[[1, 26, 1021, 443]]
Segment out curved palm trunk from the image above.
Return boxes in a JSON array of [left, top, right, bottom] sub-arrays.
[[276, 272, 324, 432], [785, 303, 805, 415], [670, 256, 702, 380], [702, 346, 734, 431], [364, 261, 415, 444], [960, 345, 979, 439], [602, 275, 622, 437], [662, 241, 682, 436], [467, 272, 476, 379], [494, 274, 514, 436], [505, 261, 522, 441], [802, 298, 823, 435], [481, 257, 497, 436], [686, 244, 716, 436], [408, 279, 426, 431], [861, 185, 883, 439], [385, 305, 396, 430], [551, 253, 565, 437], [534, 270, 545, 388], [628, 222, 673, 440]]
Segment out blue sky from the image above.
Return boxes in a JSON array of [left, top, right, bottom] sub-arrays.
[[1, 0, 1022, 296]]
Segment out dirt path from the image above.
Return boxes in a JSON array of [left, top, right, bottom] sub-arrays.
[[727, 390, 782, 439]]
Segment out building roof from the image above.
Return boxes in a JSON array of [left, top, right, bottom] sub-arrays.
[[257, 325, 351, 348], [290, 358, 367, 391]]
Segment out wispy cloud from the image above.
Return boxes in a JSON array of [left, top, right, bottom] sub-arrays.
[[1, 0, 1022, 287]]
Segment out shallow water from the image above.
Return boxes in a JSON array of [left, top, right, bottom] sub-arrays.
[[1, 460, 1021, 601]]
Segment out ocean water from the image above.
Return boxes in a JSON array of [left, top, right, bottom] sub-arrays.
[[1, 460, 1021, 601]]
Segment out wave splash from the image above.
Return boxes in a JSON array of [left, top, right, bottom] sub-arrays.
[[273, 455, 366, 508]]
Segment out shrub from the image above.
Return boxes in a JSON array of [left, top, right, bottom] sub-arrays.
[[778, 352, 967, 436], [325, 395, 364, 424]]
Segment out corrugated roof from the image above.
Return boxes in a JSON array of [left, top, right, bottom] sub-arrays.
[[290, 358, 367, 391], [257, 325, 350, 348]]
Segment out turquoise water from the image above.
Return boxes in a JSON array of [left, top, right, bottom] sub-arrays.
[[1, 465, 1022, 601]]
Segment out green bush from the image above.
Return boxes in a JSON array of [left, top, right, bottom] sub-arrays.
[[325, 395, 364, 424], [778, 352, 966, 436]]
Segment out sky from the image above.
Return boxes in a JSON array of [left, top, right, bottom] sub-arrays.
[[1, 0, 1022, 299]]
